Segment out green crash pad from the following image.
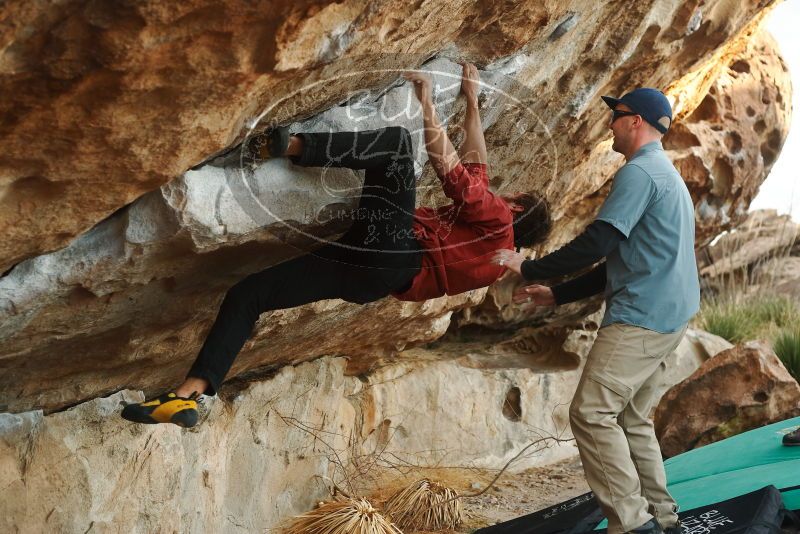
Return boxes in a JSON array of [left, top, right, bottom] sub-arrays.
[[664, 416, 800, 511], [593, 416, 800, 530]]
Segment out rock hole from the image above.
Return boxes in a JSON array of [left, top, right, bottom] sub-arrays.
[[729, 60, 750, 74], [639, 24, 661, 50], [710, 158, 733, 198], [376, 419, 392, 447], [762, 92, 771, 105], [754, 120, 766, 134], [502, 386, 522, 422], [767, 129, 782, 151], [663, 124, 701, 150], [724, 132, 742, 154], [760, 143, 777, 167], [673, 154, 707, 184], [690, 94, 719, 122], [67, 285, 99, 307], [753, 391, 768, 403], [746, 106, 756, 117], [573, 119, 590, 141], [549, 13, 578, 41], [161, 277, 177, 293], [3, 176, 69, 216], [557, 71, 572, 92], [760, 129, 783, 166]]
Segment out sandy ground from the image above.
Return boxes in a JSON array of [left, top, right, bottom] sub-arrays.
[[456, 455, 590, 532]]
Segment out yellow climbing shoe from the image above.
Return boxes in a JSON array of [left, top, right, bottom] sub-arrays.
[[121, 392, 199, 428]]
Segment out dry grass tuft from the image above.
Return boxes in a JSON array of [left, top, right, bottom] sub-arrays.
[[383, 479, 463, 531], [279, 498, 402, 534]]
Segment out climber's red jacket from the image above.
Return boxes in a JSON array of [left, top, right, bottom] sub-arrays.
[[391, 162, 514, 301]]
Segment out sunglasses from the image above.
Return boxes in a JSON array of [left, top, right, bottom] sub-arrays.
[[611, 110, 639, 123]]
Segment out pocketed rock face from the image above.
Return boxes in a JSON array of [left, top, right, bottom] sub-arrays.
[[0, 4, 793, 415], [0, 356, 580, 533], [0, 0, 785, 274], [664, 30, 792, 246], [654, 342, 800, 458]]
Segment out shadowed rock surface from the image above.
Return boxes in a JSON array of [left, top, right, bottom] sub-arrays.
[[0, 0, 782, 272], [0, 11, 791, 414]]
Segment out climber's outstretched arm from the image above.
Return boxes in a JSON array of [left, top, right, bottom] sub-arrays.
[[404, 71, 460, 176], [458, 63, 488, 164]]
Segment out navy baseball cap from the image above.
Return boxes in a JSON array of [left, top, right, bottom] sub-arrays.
[[601, 88, 673, 134]]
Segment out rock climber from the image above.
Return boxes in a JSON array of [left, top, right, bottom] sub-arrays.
[[121, 63, 551, 428], [492, 89, 700, 534]]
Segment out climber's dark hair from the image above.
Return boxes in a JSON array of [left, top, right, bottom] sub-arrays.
[[512, 192, 552, 248]]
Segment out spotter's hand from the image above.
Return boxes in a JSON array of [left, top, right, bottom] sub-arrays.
[[512, 284, 555, 307]]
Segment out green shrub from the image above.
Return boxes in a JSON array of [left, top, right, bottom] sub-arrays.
[[752, 296, 799, 328], [697, 294, 800, 344], [774, 328, 800, 382], [698, 298, 758, 343]]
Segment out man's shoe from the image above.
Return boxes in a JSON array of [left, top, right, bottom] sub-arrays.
[[245, 125, 290, 161], [783, 427, 800, 446], [630, 519, 664, 533], [196, 126, 291, 169], [121, 392, 199, 428]]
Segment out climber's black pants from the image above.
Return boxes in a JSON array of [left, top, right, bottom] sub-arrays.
[[187, 127, 422, 395]]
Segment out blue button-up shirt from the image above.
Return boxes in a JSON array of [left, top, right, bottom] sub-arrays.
[[595, 141, 700, 333]]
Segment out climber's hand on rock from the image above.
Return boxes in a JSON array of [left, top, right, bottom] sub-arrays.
[[403, 71, 433, 104], [512, 284, 555, 307]]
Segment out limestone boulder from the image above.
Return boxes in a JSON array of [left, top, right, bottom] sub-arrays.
[[646, 328, 734, 415], [698, 209, 799, 280], [0, 0, 782, 274], [0, 354, 580, 533], [757, 257, 800, 300], [654, 341, 800, 458], [753, 256, 800, 287], [0, 2, 793, 420]]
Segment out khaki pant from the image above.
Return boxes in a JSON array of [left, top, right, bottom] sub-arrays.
[[569, 322, 688, 533]]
